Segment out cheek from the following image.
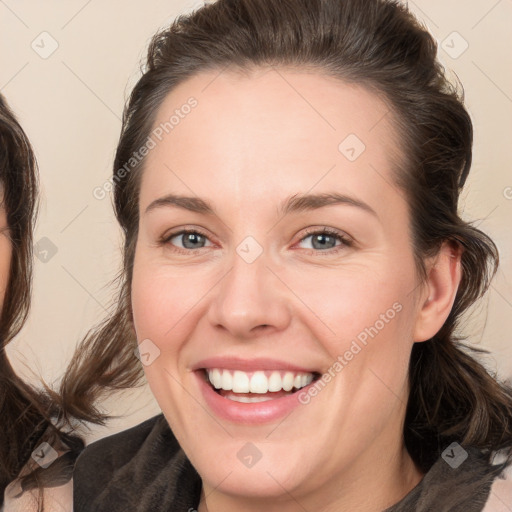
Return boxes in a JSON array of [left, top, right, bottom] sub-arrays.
[[282, 260, 417, 350], [131, 264, 208, 341], [0, 234, 12, 312], [130, 259, 216, 396], [284, 260, 418, 407], [130, 259, 222, 434]]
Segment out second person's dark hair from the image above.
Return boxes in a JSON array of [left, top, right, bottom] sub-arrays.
[[0, 93, 83, 510]]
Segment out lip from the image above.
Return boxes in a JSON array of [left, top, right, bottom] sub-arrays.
[[191, 356, 318, 373], [194, 370, 316, 424]]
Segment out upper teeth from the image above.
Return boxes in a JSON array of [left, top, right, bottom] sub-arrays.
[[206, 369, 314, 394]]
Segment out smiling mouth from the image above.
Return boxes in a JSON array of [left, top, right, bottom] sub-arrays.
[[203, 368, 321, 403]]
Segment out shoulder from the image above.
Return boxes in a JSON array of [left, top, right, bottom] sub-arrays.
[[2, 476, 72, 512], [2, 434, 75, 512], [73, 414, 200, 512], [483, 451, 512, 511], [74, 414, 169, 478], [388, 445, 512, 511]]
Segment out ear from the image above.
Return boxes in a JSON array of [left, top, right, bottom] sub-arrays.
[[413, 242, 462, 343]]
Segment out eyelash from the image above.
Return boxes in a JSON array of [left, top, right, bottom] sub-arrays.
[[160, 226, 353, 256]]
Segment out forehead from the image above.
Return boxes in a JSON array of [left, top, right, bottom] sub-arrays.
[[140, 67, 404, 213]]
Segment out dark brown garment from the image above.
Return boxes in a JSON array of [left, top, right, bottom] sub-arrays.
[[73, 414, 509, 511]]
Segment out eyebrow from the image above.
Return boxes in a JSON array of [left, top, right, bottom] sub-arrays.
[[145, 192, 378, 218]]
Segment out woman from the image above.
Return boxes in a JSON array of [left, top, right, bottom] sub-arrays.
[[66, 0, 512, 510], [0, 93, 82, 511]]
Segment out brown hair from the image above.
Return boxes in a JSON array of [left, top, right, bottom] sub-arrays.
[[0, 93, 83, 510], [60, 0, 512, 474]]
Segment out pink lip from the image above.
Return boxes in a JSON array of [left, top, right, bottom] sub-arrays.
[[194, 370, 315, 424], [191, 356, 317, 373]]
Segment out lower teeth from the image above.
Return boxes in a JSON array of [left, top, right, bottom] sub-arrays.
[[225, 394, 275, 403], [218, 388, 294, 403]]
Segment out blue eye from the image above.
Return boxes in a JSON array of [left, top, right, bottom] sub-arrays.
[[161, 227, 352, 256], [297, 228, 352, 254], [165, 230, 213, 251]]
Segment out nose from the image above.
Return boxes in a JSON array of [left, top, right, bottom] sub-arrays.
[[206, 248, 292, 340]]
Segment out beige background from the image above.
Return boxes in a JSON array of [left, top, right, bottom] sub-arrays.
[[1, 0, 511, 444]]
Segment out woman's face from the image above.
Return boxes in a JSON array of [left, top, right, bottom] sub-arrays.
[[0, 188, 11, 312], [132, 69, 430, 506]]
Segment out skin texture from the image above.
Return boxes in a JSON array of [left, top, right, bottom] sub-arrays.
[[0, 188, 11, 313], [131, 68, 462, 512], [2, 478, 72, 512]]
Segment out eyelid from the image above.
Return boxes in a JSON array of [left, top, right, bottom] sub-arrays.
[[296, 226, 353, 244], [161, 225, 213, 242]]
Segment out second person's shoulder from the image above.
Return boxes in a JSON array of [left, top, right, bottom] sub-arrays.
[[74, 414, 170, 473], [73, 414, 175, 499], [73, 413, 200, 512]]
